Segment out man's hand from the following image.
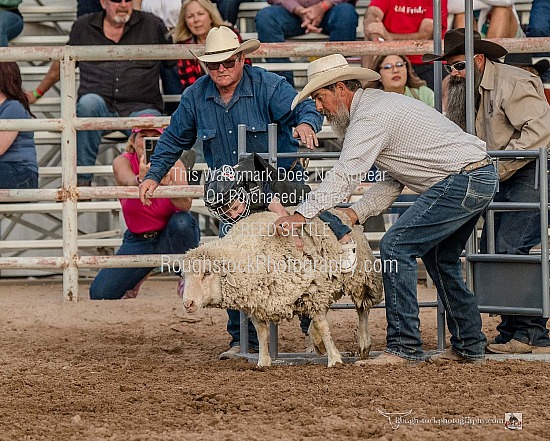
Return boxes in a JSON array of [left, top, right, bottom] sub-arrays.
[[365, 17, 388, 40], [303, 3, 325, 28], [292, 123, 318, 150], [274, 212, 307, 237], [139, 179, 158, 206], [335, 207, 359, 225]]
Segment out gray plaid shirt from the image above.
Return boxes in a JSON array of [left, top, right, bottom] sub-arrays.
[[297, 88, 488, 223]]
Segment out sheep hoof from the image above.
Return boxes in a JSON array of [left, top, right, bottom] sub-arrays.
[[327, 354, 343, 367], [257, 357, 272, 367]]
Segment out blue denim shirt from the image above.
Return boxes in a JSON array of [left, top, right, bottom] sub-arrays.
[[145, 65, 323, 182]]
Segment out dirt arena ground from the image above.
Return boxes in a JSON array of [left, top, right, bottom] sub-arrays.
[[0, 277, 548, 440]]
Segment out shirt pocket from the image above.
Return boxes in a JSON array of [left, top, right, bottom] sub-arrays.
[[197, 129, 217, 144], [245, 123, 268, 153]]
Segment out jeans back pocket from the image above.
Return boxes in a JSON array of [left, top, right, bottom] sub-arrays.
[[461, 169, 498, 213]]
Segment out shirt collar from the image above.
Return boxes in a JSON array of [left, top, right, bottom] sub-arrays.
[[205, 66, 254, 103], [480, 59, 496, 91]]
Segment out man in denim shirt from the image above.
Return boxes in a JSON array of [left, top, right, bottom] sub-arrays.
[[140, 27, 323, 359]]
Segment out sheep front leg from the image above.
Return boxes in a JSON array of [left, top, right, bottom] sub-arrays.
[[311, 312, 342, 367], [251, 318, 271, 367], [356, 306, 372, 359]]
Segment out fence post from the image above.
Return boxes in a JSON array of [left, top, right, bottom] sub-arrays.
[[60, 48, 79, 301]]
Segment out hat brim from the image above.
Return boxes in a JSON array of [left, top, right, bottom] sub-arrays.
[[422, 40, 508, 63], [190, 39, 260, 63], [291, 68, 380, 110]]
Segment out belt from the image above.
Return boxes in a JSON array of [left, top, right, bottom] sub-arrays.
[[461, 157, 493, 173], [135, 231, 160, 239]]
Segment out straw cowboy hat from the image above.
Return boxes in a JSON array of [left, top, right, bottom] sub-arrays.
[[422, 28, 508, 63], [504, 53, 550, 77], [189, 26, 260, 63], [291, 54, 380, 110]]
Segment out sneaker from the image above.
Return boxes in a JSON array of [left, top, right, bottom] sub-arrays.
[[429, 348, 485, 365], [355, 352, 422, 366], [340, 239, 357, 274], [176, 277, 185, 298], [121, 274, 149, 299], [486, 339, 550, 354], [218, 345, 257, 360]]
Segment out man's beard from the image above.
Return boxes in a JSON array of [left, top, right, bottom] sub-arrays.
[[446, 65, 483, 132], [325, 103, 350, 139], [113, 13, 131, 24]]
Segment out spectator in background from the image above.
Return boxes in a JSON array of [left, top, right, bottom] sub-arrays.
[[171, 0, 251, 163], [256, 0, 358, 87], [172, 0, 251, 93], [90, 117, 200, 300], [139, 27, 323, 358], [448, 0, 525, 39], [28, 0, 174, 186], [0, 0, 23, 46], [134, 0, 184, 115], [363, 0, 448, 90], [77, 0, 103, 17], [527, 0, 550, 83], [424, 28, 550, 355], [0, 62, 38, 189], [369, 54, 434, 107]]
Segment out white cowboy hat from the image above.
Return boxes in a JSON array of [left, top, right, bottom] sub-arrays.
[[189, 26, 260, 63], [291, 54, 380, 109]]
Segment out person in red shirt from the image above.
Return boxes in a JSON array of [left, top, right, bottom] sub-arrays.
[[363, 0, 448, 90]]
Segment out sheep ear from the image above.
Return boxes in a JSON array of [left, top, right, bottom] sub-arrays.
[[225, 272, 237, 288]]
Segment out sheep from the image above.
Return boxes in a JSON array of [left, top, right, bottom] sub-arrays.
[[181, 210, 383, 367]]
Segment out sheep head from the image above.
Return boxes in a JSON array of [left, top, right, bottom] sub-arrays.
[[181, 248, 236, 313]]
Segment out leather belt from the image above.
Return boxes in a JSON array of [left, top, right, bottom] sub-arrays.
[[461, 157, 493, 173], [135, 231, 160, 239]]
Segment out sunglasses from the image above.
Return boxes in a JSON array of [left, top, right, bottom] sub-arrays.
[[205, 56, 241, 71], [444, 56, 478, 73], [381, 61, 406, 70], [108, 0, 132, 3]]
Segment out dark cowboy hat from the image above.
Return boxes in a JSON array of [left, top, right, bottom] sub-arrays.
[[504, 53, 550, 77], [422, 28, 508, 63]]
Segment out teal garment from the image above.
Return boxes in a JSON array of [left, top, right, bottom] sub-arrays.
[[404, 85, 434, 108]]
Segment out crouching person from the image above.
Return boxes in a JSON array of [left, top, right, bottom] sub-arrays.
[[90, 120, 200, 300]]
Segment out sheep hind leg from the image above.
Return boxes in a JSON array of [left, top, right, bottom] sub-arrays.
[[311, 312, 342, 367], [307, 320, 326, 355], [251, 318, 271, 367], [356, 306, 372, 359]]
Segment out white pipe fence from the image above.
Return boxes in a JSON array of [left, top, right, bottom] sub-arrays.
[[1, 39, 549, 301]]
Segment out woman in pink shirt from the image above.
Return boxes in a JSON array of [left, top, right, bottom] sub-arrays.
[[90, 119, 200, 300]]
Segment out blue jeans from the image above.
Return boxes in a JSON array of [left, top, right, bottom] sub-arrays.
[[380, 165, 498, 361], [90, 212, 200, 300], [480, 161, 550, 347], [318, 210, 351, 240], [255, 4, 358, 86], [0, 163, 38, 189], [76, 93, 161, 184], [213, 0, 246, 25], [0, 10, 24, 47]]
